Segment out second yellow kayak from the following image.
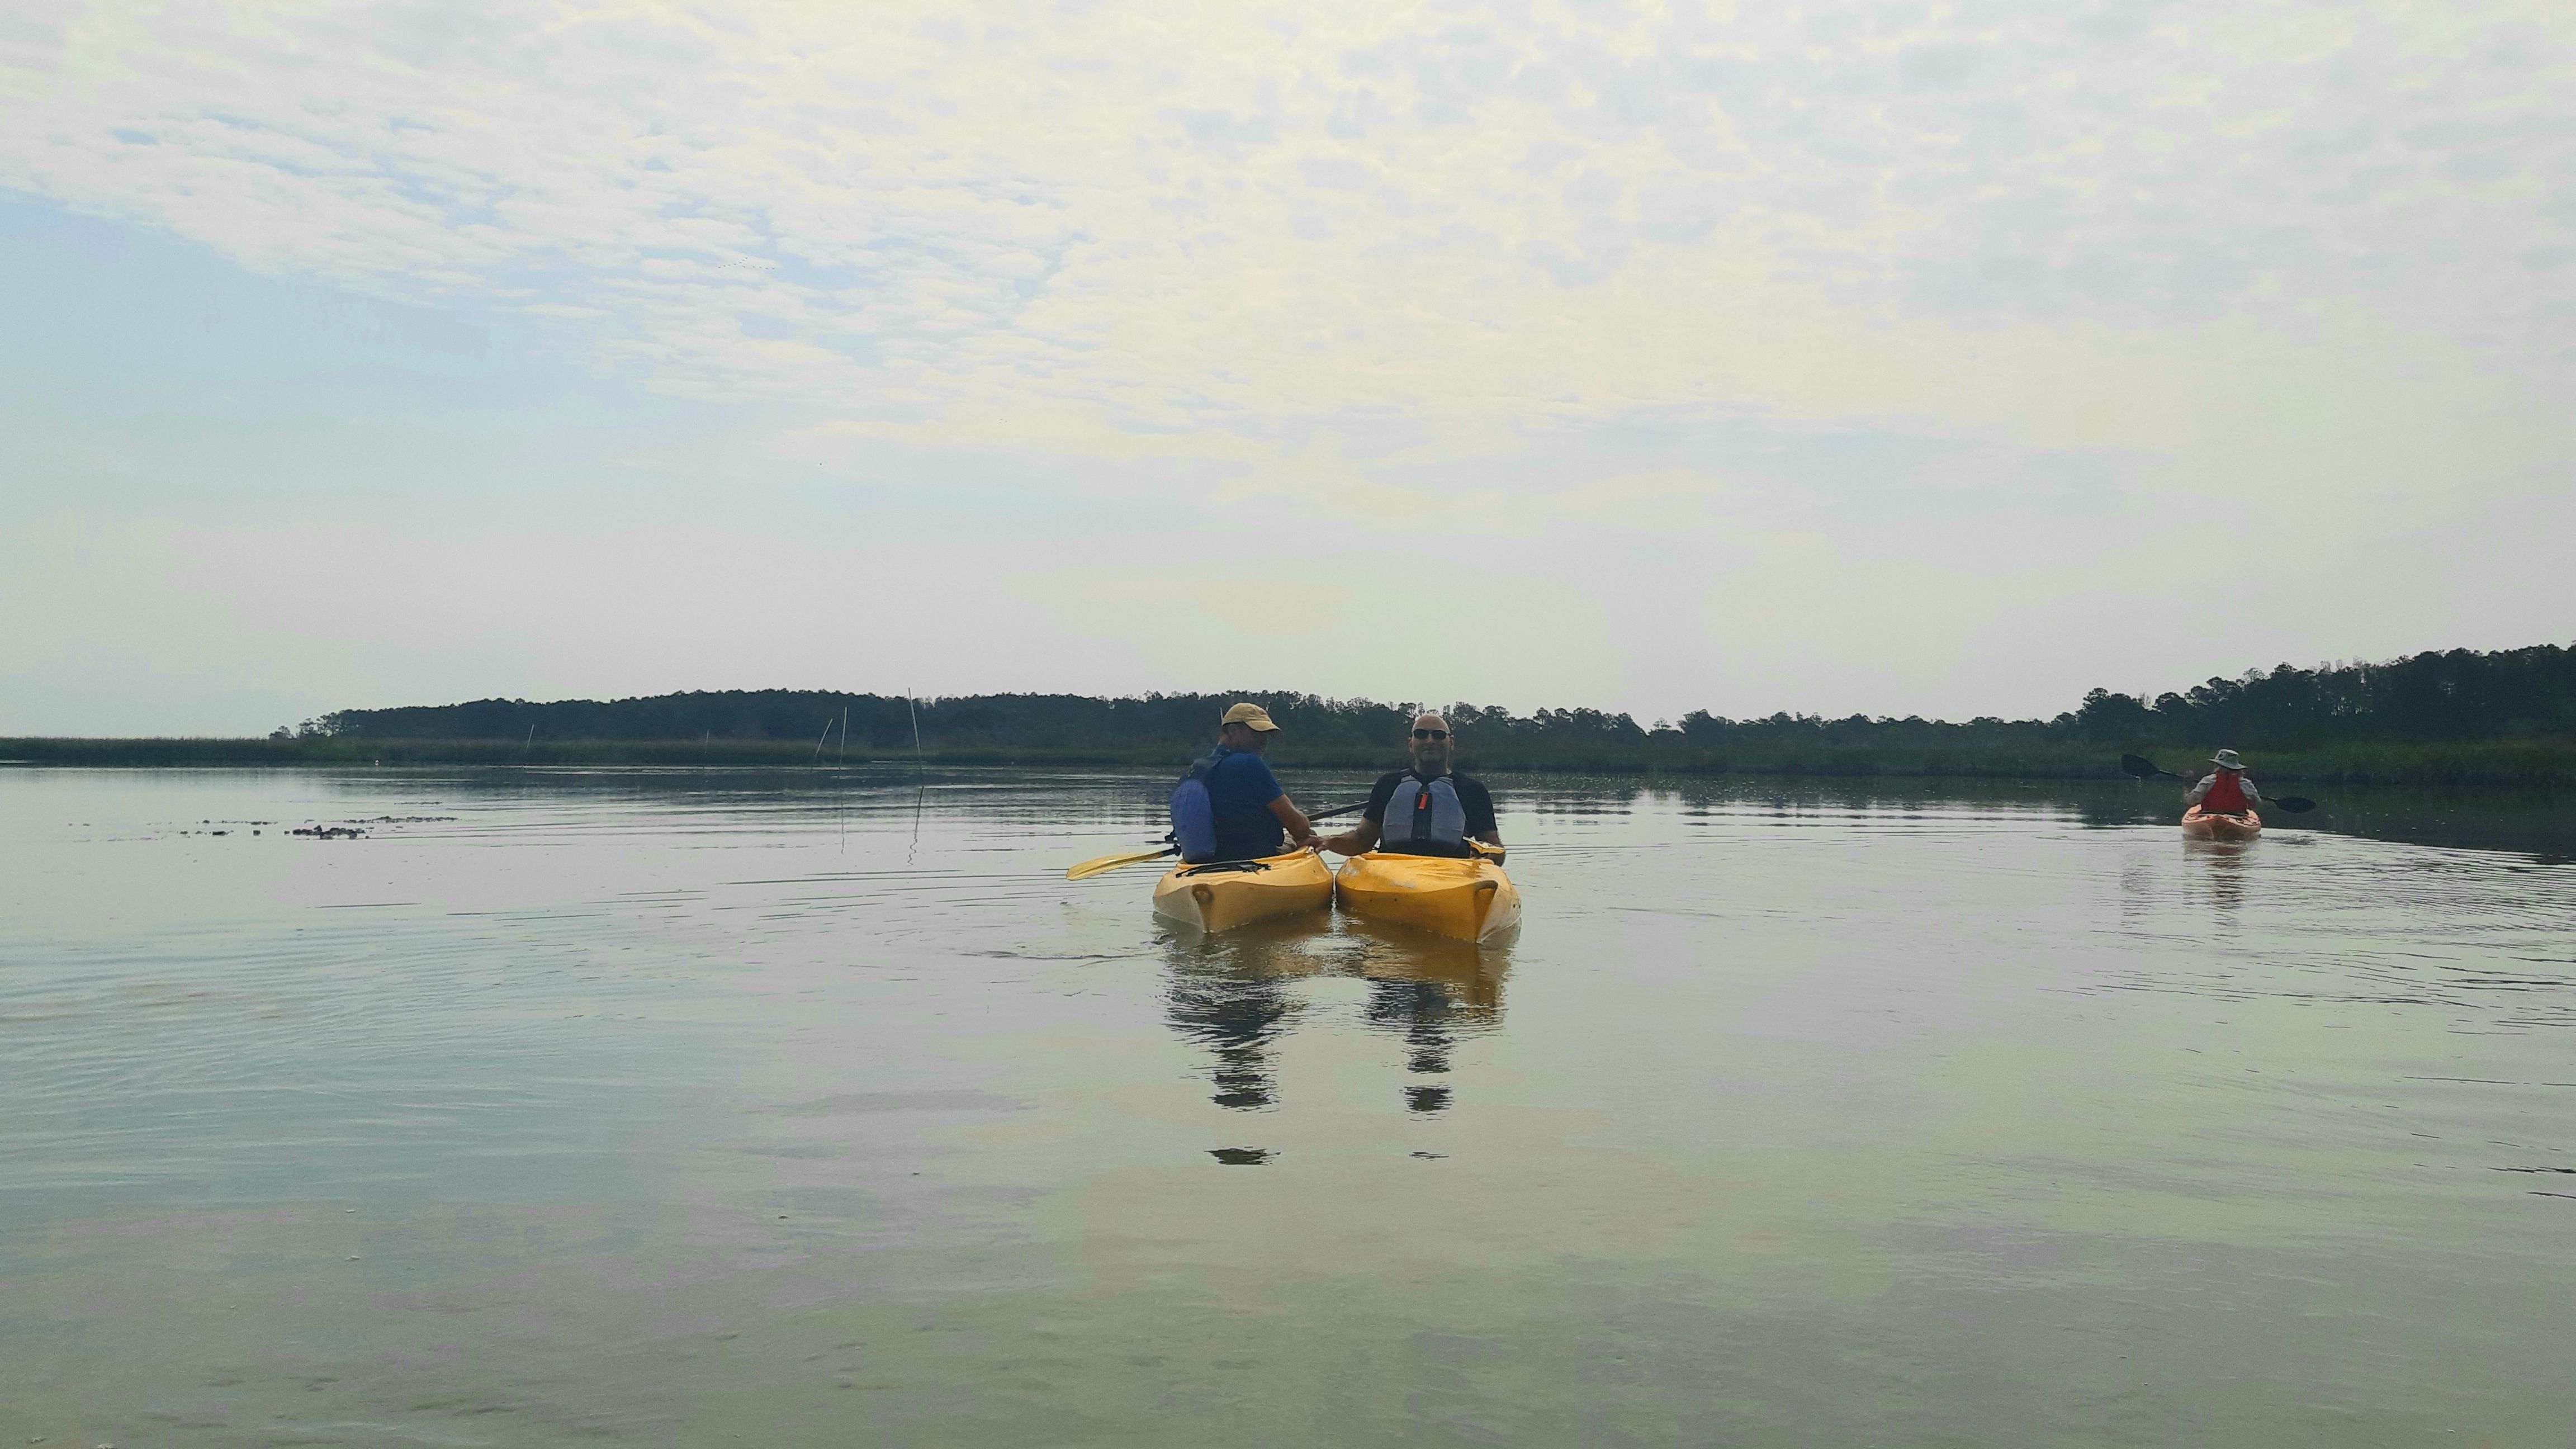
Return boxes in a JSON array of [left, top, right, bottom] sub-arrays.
[[1151, 850, 1335, 933], [1335, 850, 1521, 943]]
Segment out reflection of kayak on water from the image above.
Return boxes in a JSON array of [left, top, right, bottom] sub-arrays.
[[1150, 850, 1334, 933], [2180, 806, 2261, 842], [1334, 849, 1521, 944], [1160, 910, 1511, 1117]]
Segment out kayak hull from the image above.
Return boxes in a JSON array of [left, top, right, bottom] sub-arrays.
[[1334, 851, 1521, 943], [1152, 850, 1335, 933], [2180, 806, 2261, 841]]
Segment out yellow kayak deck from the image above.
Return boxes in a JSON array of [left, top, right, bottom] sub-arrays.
[[1150, 850, 1336, 933], [1334, 850, 1521, 943]]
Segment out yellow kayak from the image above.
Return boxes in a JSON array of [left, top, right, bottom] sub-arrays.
[[1334, 850, 1521, 943], [1150, 850, 1335, 934]]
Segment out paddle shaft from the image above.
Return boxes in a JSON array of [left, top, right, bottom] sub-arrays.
[[1068, 799, 1368, 879], [2120, 755, 2314, 812]]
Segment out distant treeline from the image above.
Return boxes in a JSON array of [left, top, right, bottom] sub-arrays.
[[225, 641, 2574, 784], [9, 643, 2570, 785], [307, 641, 2576, 750]]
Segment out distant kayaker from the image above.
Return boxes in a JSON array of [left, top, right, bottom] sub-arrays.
[[1173, 702, 1323, 862], [2184, 749, 2265, 818], [1320, 712, 1504, 862]]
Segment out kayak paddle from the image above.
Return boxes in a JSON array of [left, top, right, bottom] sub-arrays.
[[1068, 845, 1177, 880], [2118, 754, 2316, 812], [1064, 802, 1374, 880]]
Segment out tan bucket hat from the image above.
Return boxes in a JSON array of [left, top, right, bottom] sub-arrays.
[[1221, 702, 1280, 732], [2209, 749, 2246, 770]]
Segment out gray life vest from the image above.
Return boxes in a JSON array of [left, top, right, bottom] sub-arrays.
[[1381, 773, 1468, 854]]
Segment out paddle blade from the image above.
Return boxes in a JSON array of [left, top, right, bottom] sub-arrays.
[[2271, 795, 2317, 813], [2119, 754, 2160, 779], [1067, 846, 1175, 880]]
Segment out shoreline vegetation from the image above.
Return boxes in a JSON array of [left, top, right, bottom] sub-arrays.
[[8, 642, 2574, 787], [4, 734, 2571, 785]]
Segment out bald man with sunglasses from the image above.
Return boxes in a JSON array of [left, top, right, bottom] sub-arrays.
[[1319, 713, 1504, 862]]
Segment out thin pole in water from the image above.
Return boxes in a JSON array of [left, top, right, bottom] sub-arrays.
[[839, 705, 849, 766], [813, 713, 834, 765], [906, 694, 926, 864], [524, 722, 534, 758]]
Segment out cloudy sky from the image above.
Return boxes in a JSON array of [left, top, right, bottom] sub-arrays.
[[4, 0, 2570, 735]]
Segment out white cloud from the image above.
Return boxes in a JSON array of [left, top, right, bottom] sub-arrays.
[[3, 0, 2571, 732], [6, 0, 2568, 445]]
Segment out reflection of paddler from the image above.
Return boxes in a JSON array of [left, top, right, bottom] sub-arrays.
[[1337, 918, 1508, 1014], [1161, 920, 1316, 1112], [1353, 926, 1507, 1114], [1160, 917, 1509, 1116]]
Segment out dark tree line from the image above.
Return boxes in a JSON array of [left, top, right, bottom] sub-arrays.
[[312, 642, 2575, 754], [2058, 643, 2576, 746]]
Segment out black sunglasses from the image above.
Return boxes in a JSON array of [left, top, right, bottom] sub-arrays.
[[1412, 729, 1448, 741]]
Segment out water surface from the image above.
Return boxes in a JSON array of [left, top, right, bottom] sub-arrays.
[[3, 767, 2573, 1446]]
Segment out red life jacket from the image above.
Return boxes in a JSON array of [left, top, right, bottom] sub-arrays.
[[2201, 770, 2251, 815]]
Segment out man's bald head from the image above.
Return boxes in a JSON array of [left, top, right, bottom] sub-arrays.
[[1407, 712, 1453, 774]]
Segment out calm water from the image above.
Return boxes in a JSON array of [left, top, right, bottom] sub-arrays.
[[3, 766, 2573, 1447]]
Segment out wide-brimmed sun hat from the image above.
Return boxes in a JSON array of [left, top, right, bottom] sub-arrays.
[[1221, 702, 1280, 732], [2209, 749, 2246, 770]]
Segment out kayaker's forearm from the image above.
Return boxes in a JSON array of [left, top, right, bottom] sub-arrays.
[[1268, 796, 1318, 843], [1322, 822, 1379, 855]]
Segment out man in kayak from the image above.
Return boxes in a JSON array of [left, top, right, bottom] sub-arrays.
[[2184, 749, 2265, 818], [1320, 712, 1504, 861], [1185, 702, 1324, 861]]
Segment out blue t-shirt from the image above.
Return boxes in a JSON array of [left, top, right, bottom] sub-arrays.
[[1203, 746, 1286, 859]]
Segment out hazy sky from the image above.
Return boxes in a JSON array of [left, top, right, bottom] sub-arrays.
[[5, 0, 2571, 736]]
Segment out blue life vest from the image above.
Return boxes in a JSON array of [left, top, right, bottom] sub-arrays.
[[1169, 752, 1220, 863], [1381, 773, 1470, 856]]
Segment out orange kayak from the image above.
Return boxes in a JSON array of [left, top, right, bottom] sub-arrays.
[[2180, 806, 2261, 841]]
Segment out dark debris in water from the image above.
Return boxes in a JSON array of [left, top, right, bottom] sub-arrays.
[[1209, 1147, 1271, 1166], [292, 826, 367, 840]]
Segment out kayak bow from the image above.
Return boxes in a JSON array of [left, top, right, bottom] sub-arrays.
[[1334, 850, 1521, 943], [1150, 850, 1335, 933], [2180, 806, 2261, 842]]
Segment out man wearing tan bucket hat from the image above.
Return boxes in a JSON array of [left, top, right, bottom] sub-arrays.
[[1320, 712, 1503, 862], [2183, 748, 2265, 818], [1188, 702, 1323, 861]]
